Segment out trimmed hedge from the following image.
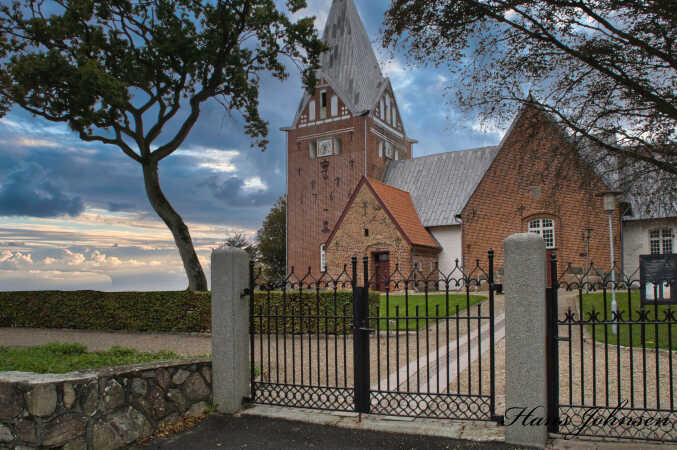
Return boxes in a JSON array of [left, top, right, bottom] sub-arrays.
[[0, 289, 379, 334], [0, 291, 212, 332], [251, 289, 380, 334]]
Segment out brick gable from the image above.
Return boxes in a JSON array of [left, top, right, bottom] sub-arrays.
[[460, 106, 622, 276]]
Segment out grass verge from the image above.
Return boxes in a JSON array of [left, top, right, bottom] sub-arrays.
[[0, 342, 190, 373], [377, 293, 486, 331], [581, 292, 677, 350]]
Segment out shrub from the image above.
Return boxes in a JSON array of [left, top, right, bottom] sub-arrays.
[[0, 289, 379, 334]]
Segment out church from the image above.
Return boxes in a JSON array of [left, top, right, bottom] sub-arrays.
[[283, 0, 676, 287]]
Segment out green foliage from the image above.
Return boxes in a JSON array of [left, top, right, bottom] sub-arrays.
[[0, 290, 212, 332], [0, 0, 326, 291], [257, 196, 286, 278], [582, 292, 677, 350], [0, 342, 184, 373], [378, 293, 486, 331], [0, 289, 376, 334], [224, 233, 258, 261], [252, 289, 380, 334]]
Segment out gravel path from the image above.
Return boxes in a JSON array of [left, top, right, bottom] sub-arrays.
[[0, 327, 212, 356]]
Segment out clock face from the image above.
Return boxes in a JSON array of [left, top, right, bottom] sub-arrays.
[[318, 139, 333, 157]]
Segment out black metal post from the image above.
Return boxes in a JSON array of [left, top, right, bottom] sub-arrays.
[[546, 253, 559, 432], [488, 249, 497, 422], [353, 284, 371, 413]]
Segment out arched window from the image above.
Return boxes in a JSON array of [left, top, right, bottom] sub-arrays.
[[650, 228, 674, 255], [528, 218, 555, 249], [320, 244, 327, 272]]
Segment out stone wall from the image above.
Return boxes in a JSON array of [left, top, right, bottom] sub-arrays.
[[0, 359, 212, 450], [325, 180, 413, 281]]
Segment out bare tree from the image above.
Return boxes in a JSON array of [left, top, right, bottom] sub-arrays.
[[383, 0, 676, 205]]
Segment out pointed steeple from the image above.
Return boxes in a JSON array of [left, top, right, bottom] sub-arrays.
[[319, 0, 384, 114]]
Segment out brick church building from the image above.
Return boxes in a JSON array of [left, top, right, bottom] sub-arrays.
[[283, 0, 676, 286]]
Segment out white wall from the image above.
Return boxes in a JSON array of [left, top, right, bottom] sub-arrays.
[[429, 225, 463, 274], [622, 217, 677, 277]]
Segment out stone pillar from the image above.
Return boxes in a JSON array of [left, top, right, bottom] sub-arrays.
[[504, 233, 548, 448], [211, 246, 250, 414]]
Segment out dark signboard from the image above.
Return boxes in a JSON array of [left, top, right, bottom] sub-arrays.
[[640, 254, 677, 305]]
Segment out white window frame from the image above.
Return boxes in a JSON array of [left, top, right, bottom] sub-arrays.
[[528, 218, 555, 249], [650, 228, 674, 255], [320, 244, 326, 272], [331, 95, 338, 117], [308, 100, 315, 121], [384, 141, 393, 159]]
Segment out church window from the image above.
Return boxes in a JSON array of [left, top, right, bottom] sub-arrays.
[[528, 218, 555, 249], [308, 100, 316, 121], [320, 91, 327, 119], [334, 136, 342, 155], [320, 244, 327, 272], [385, 95, 391, 123], [364, 229, 369, 237], [394, 150, 399, 161], [309, 141, 316, 159], [650, 228, 673, 255], [378, 141, 383, 158], [331, 95, 338, 116], [384, 141, 393, 159], [379, 98, 385, 120]]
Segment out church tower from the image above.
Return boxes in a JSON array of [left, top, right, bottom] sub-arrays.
[[283, 0, 415, 276]]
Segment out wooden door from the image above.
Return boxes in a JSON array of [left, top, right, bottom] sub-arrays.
[[374, 252, 390, 292]]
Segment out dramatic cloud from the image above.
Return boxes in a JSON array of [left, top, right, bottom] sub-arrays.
[[0, 163, 85, 217], [0, 0, 504, 291]]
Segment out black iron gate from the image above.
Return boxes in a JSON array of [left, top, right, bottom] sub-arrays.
[[249, 251, 499, 422], [546, 254, 677, 442]]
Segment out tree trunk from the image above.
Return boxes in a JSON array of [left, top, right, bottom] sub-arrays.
[[142, 160, 208, 291]]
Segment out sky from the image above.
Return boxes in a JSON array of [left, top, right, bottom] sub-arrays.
[[0, 0, 505, 291]]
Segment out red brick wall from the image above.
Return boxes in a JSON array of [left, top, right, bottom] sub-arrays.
[[460, 107, 622, 278], [286, 81, 412, 277]]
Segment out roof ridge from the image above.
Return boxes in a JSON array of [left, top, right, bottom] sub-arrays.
[[319, 0, 384, 114]]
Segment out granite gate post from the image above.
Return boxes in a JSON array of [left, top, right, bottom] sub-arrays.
[[211, 246, 250, 413], [504, 233, 548, 448]]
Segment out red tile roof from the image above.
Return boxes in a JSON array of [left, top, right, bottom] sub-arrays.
[[366, 178, 440, 249]]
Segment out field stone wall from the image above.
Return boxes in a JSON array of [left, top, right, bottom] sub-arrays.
[[0, 359, 212, 450]]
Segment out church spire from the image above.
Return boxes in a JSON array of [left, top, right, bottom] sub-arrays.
[[319, 0, 384, 114]]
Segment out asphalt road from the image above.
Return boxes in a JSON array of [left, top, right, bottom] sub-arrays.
[[131, 414, 531, 450]]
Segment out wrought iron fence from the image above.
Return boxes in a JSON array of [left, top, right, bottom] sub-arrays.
[[249, 251, 500, 422], [548, 256, 677, 442]]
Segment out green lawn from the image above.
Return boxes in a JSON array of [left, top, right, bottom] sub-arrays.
[[376, 293, 486, 331], [581, 292, 677, 350], [0, 342, 191, 374]]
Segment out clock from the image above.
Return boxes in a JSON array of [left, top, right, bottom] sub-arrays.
[[317, 139, 333, 157]]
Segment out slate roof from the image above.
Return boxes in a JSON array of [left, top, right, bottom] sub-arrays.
[[367, 178, 441, 248], [382, 147, 499, 227], [318, 0, 385, 114]]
